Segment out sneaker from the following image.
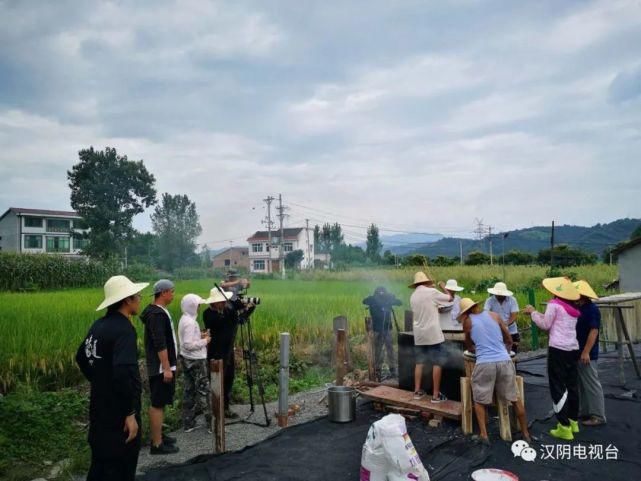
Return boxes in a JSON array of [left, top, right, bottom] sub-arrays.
[[413, 390, 425, 400], [549, 422, 574, 441], [150, 442, 180, 455], [225, 408, 239, 419], [582, 416, 606, 426], [569, 419, 580, 434], [431, 392, 448, 404], [163, 433, 177, 444]]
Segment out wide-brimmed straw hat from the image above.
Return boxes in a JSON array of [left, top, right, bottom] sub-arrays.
[[444, 279, 464, 292], [458, 298, 480, 320], [573, 280, 599, 300], [204, 288, 234, 304], [96, 275, 149, 311], [487, 282, 513, 297], [409, 271, 434, 288], [542, 277, 580, 301]]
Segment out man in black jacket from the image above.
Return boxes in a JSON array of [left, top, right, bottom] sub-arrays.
[[363, 286, 402, 380], [141, 279, 179, 455], [76, 275, 148, 481]]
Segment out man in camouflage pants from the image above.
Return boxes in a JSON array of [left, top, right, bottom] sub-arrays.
[[177, 294, 212, 432], [363, 287, 402, 380]]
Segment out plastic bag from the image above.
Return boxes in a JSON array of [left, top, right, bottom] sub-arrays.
[[360, 414, 430, 481]]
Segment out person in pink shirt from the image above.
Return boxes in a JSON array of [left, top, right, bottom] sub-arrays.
[[524, 277, 581, 441]]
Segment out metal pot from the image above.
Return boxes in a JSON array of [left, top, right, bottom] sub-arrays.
[[327, 386, 357, 423]]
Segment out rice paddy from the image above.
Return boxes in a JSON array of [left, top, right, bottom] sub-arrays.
[[0, 265, 618, 393]]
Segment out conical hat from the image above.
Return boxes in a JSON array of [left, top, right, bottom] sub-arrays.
[[542, 277, 580, 301], [409, 271, 434, 288], [204, 288, 234, 304], [573, 280, 599, 299], [458, 298, 480, 319]]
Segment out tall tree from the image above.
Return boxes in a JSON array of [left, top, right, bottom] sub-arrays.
[[151, 193, 203, 271], [68, 146, 156, 260], [329, 223, 344, 252], [200, 244, 212, 268], [127, 230, 159, 266], [365, 223, 383, 262]]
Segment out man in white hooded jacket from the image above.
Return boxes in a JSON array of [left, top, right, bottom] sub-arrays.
[[177, 294, 212, 432]]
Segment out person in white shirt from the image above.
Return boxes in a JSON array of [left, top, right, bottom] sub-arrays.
[[178, 294, 211, 432], [484, 282, 521, 352], [409, 272, 453, 403], [444, 279, 465, 322]]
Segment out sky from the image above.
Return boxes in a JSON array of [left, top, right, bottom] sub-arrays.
[[1, 0, 640, 249]]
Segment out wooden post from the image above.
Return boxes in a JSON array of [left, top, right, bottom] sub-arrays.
[[278, 332, 290, 427], [404, 310, 413, 332], [336, 328, 347, 386], [615, 306, 641, 379], [515, 375, 525, 431], [209, 359, 225, 453], [497, 395, 512, 441], [332, 316, 353, 371], [365, 317, 376, 381], [460, 377, 473, 435]]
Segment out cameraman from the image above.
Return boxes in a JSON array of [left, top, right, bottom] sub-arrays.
[[363, 286, 402, 381], [203, 286, 254, 419]]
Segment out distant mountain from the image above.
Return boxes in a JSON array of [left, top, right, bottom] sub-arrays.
[[406, 218, 641, 258], [380, 233, 443, 255]]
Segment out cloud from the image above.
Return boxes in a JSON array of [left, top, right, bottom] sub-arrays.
[[1, 0, 640, 248]]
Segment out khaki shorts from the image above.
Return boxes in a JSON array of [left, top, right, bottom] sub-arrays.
[[471, 360, 517, 405]]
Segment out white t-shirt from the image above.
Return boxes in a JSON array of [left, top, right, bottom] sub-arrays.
[[410, 285, 451, 345], [484, 296, 520, 335], [160, 306, 178, 372]]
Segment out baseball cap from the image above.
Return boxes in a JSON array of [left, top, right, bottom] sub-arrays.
[[153, 279, 175, 295]]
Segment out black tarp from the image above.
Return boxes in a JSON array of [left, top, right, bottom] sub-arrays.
[[140, 349, 641, 481]]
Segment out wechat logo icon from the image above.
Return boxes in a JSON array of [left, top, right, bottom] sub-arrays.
[[511, 440, 537, 462]]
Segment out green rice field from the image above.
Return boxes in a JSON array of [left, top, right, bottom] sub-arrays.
[[0, 265, 618, 393]]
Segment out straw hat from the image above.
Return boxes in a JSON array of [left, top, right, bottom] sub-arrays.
[[458, 298, 480, 319], [408, 271, 434, 288], [204, 288, 234, 304], [444, 279, 464, 292], [487, 282, 513, 297], [574, 280, 599, 300], [96, 275, 149, 311], [542, 277, 580, 301]]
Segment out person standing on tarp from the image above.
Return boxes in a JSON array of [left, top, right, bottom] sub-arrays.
[[574, 280, 607, 427], [363, 286, 402, 381], [141, 279, 179, 455], [76, 275, 148, 481], [524, 277, 581, 441]]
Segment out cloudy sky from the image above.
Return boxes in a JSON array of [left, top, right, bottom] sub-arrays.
[[1, 0, 640, 248]]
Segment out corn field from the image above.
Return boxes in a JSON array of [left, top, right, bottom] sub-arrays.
[[0, 265, 618, 393]]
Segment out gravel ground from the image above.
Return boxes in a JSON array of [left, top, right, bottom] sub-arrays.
[[137, 387, 329, 475]]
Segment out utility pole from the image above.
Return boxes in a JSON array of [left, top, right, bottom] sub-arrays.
[[305, 218, 311, 269], [277, 194, 287, 279], [262, 196, 275, 273], [474, 218, 485, 253], [550, 220, 556, 271]]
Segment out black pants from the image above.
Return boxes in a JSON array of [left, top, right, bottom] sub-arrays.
[[223, 350, 236, 409], [87, 416, 141, 481], [547, 347, 579, 426]]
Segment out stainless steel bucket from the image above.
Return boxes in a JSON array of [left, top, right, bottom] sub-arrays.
[[327, 386, 357, 423]]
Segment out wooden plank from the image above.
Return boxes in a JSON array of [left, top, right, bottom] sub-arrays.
[[365, 317, 376, 381], [497, 395, 512, 441], [336, 329, 347, 386], [460, 377, 473, 435], [515, 376, 525, 431], [332, 316, 353, 371], [615, 306, 641, 379], [359, 385, 461, 420], [209, 359, 225, 454], [404, 310, 413, 332]]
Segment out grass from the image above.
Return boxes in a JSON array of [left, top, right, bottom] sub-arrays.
[[0, 265, 617, 393]]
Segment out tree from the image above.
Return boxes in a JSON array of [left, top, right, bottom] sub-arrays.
[[126, 230, 159, 266], [329, 223, 344, 252], [285, 249, 304, 270], [537, 244, 598, 267], [68, 146, 156, 260], [366, 224, 383, 262], [314, 223, 332, 254], [200, 244, 212, 268], [431, 255, 457, 267], [151, 193, 203, 271], [402, 254, 428, 266], [503, 250, 535, 265], [631, 224, 641, 240], [465, 251, 491, 265]]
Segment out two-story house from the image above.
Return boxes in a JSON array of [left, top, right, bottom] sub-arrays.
[[0, 207, 89, 256], [247, 227, 315, 273]]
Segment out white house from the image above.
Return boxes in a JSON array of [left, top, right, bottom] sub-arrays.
[[614, 237, 641, 292], [247, 227, 316, 273], [0, 207, 89, 256]]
